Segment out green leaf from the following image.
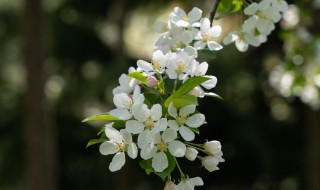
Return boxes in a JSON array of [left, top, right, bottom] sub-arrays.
[[139, 159, 154, 175], [199, 49, 216, 60], [86, 139, 107, 148], [217, 0, 243, 16], [204, 92, 223, 100], [128, 72, 147, 84], [190, 127, 200, 135], [164, 76, 210, 107], [112, 120, 126, 128], [172, 95, 198, 109], [82, 113, 120, 122]]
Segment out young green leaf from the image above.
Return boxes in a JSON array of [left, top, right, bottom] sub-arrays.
[[128, 72, 148, 84], [86, 139, 107, 148], [82, 113, 120, 122], [172, 95, 198, 109], [164, 76, 210, 107]]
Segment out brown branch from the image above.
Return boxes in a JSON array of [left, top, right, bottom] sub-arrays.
[[209, 0, 221, 27]]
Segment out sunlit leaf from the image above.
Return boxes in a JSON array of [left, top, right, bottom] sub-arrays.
[[204, 92, 223, 100], [128, 72, 148, 84], [172, 95, 198, 109], [82, 113, 120, 122], [164, 76, 210, 107], [86, 138, 107, 148]]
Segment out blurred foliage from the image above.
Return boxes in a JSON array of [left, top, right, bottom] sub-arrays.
[[0, 0, 319, 190]]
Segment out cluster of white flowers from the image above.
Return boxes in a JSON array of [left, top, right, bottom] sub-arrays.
[[84, 6, 225, 190], [223, 0, 288, 52]]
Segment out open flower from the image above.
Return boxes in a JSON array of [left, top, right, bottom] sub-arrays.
[[125, 103, 167, 149], [166, 51, 195, 80], [194, 18, 223, 51], [169, 7, 202, 27], [99, 124, 138, 172], [112, 67, 139, 95], [167, 103, 206, 141], [140, 129, 186, 172], [137, 50, 167, 75]]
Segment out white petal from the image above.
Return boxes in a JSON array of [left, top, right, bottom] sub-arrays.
[[201, 75, 217, 89], [137, 60, 153, 72], [153, 118, 168, 133], [207, 41, 223, 51], [125, 120, 144, 134], [183, 46, 198, 57], [179, 126, 195, 141], [105, 126, 122, 142], [168, 102, 178, 118], [189, 177, 204, 186], [180, 105, 196, 116], [223, 32, 239, 45], [99, 141, 117, 155], [162, 128, 177, 143], [132, 104, 150, 122], [109, 108, 132, 120], [151, 104, 162, 121], [200, 18, 210, 34], [168, 120, 179, 131], [194, 40, 205, 50], [152, 152, 168, 172], [186, 113, 205, 128], [208, 25, 222, 38], [168, 140, 186, 157], [127, 142, 138, 159], [140, 144, 157, 160], [138, 130, 152, 149], [166, 68, 178, 79], [235, 39, 249, 52], [185, 147, 198, 161], [188, 7, 202, 23], [109, 152, 126, 172], [244, 2, 258, 15], [120, 129, 132, 144], [181, 31, 193, 44], [113, 93, 132, 109], [196, 62, 208, 76]]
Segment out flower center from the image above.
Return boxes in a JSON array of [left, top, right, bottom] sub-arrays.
[[202, 34, 209, 42], [157, 141, 168, 152], [176, 62, 186, 74], [182, 15, 189, 21], [152, 60, 161, 71], [144, 118, 155, 129], [115, 142, 128, 152], [177, 114, 187, 125], [256, 11, 266, 19]]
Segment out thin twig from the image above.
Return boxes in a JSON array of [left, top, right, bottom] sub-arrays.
[[209, 0, 221, 27]]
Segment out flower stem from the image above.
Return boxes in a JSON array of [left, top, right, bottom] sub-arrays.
[[174, 157, 185, 178], [184, 141, 203, 148], [173, 78, 178, 93], [209, 0, 221, 27]]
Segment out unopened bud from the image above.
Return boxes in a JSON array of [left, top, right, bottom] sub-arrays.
[[185, 147, 198, 161], [147, 76, 158, 87], [203, 140, 221, 155], [202, 156, 219, 172], [164, 181, 176, 190]]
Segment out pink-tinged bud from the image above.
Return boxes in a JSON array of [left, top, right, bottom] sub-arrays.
[[202, 156, 219, 172], [164, 181, 176, 190], [185, 147, 198, 161], [203, 140, 221, 155], [147, 76, 158, 87]]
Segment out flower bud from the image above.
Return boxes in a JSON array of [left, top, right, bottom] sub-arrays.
[[147, 76, 158, 87], [202, 156, 219, 172], [164, 181, 176, 190], [185, 147, 198, 161], [203, 140, 221, 155]]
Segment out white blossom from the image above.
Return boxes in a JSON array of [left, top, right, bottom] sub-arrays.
[[185, 147, 198, 161], [112, 67, 139, 95], [166, 52, 195, 80], [169, 7, 202, 28], [137, 50, 167, 75], [194, 18, 223, 51], [167, 103, 206, 141], [202, 156, 220, 172], [99, 124, 138, 172]]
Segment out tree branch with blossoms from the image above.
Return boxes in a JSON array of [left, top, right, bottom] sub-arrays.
[[209, 0, 221, 26], [83, 0, 288, 189]]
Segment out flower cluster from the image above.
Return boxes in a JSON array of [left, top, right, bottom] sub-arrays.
[[223, 0, 288, 52], [84, 6, 225, 190]]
